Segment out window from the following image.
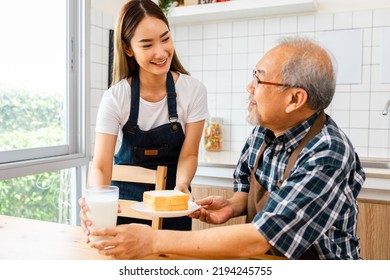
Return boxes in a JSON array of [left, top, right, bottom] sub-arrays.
[[0, 169, 73, 224], [0, 0, 89, 225]]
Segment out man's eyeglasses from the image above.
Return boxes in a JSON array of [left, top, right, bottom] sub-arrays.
[[252, 70, 294, 90]]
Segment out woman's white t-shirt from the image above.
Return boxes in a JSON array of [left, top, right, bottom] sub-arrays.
[[95, 73, 209, 140]]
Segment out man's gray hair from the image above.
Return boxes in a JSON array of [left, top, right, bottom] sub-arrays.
[[277, 36, 337, 111]]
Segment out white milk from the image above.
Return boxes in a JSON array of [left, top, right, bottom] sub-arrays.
[[85, 187, 118, 242]]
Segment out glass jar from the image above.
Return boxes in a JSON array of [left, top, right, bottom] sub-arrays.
[[203, 117, 223, 151]]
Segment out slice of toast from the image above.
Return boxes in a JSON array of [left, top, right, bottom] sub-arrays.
[[143, 190, 189, 211]]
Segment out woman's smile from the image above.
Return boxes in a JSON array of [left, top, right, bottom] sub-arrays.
[[152, 58, 168, 65]]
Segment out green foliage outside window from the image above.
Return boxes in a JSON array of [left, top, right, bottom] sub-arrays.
[[0, 171, 71, 223], [0, 89, 71, 224], [0, 89, 64, 150]]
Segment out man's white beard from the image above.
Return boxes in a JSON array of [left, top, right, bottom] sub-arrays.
[[246, 111, 259, 126]]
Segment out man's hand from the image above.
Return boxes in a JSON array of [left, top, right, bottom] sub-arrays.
[[189, 195, 234, 224], [90, 224, 155, 259]]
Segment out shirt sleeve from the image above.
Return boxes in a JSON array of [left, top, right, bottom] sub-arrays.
[[95, 88, 123, 135]]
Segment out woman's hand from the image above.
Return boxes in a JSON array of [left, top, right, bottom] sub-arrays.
[[78, 197, 122, 243], [78, 197, 92, 241], [174, 183, 195, 201], [90, 224, 155, 260], [189, 195, 234, 224]]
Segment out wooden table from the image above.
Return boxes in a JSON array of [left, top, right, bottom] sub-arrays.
[[0, 214, 110, 260], [0, 215, 285, 260]]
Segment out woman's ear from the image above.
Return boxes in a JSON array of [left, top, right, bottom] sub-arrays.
[[122, 42, 133, 57], [285, 88, 309, 113]]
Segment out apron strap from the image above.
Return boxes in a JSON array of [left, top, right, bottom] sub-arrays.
[[166, 72, 179, 132], [166, 72, 178, 120], [251, 110, 326, 185], [123, 72, 141, 134], [123, 72, 179, 134], [276, 111, 326, 187], [252, 141, 268, 174]]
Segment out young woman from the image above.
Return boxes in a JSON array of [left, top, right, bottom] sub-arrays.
[[82, 0, 208, 231]]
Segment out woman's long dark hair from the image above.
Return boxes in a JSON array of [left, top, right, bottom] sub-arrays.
[[112, 0, 189, 85]]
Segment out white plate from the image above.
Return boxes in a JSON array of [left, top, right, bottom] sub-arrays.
[[131, 201, 201, 218]]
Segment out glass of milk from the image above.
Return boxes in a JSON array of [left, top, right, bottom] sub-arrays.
[[85, 186, 119, 242]]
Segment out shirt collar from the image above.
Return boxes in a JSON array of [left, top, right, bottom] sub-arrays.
[[262, 111, 321, 151]]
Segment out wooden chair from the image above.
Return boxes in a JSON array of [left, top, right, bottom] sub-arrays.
[[88, 163, 167, 229]]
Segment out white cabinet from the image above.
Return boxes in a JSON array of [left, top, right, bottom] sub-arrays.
[[168, 0, 318, 24]]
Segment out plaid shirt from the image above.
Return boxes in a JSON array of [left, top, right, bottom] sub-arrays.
[[233, 112, 366, 259]]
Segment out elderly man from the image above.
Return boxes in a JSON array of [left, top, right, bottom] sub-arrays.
[[87, 37, 365, 260]]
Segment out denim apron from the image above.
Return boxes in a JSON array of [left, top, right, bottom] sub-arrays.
[[113, 71, 191, 230]]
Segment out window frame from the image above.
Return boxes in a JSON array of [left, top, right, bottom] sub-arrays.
[[0, 0, 90, 181]]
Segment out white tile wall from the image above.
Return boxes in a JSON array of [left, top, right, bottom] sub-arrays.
[[89, 9, 116, 153], [90, 7, 390, 159]]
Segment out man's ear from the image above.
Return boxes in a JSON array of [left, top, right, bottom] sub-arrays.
[[285, 88, 309, 113]]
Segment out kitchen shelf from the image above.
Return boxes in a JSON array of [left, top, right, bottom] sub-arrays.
[[168, 0, 318, 24]]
